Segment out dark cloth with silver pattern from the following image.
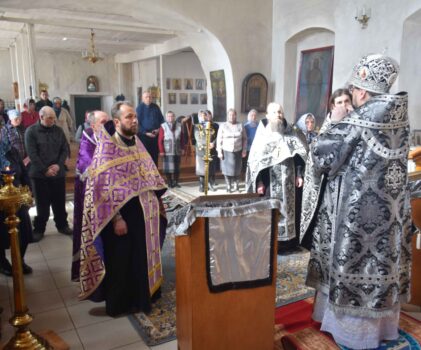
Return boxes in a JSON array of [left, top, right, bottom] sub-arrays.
[[302, 92, 412, 318], [246, 119, 308, 242]]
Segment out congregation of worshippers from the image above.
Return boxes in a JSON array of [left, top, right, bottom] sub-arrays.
[[0, 53, 415, 349]]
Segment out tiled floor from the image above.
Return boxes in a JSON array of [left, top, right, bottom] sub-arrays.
[[1, 180, 420, 349]]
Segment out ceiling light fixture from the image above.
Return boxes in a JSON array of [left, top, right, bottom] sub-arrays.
[[81, 29, 104, 64]]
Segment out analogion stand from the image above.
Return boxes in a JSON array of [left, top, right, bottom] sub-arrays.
[[175, 195, 280, 350]]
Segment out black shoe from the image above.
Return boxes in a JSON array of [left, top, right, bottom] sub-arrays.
[[58, 226, 73, 236], [22, 261, 33, 275], [32, 230, 45, 242], [173, 181, 181, 188], [0, 260, 12, 277]]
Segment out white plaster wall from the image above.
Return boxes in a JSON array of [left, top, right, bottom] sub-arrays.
[[161, 51, 206, 117], [272, 0, 421, 127], [401, 15, 421, 130], [35, 50, 118, 102], [0, 50, 13, 102], [132, 58, 159, 106], [117, 0, 273, 122]]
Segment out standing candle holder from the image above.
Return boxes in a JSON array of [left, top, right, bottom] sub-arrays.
[[198, 122, 215, 196], [0, 170, 52, 349]]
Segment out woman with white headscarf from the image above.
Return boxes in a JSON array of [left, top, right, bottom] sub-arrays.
[[296, 113, 317, 144]]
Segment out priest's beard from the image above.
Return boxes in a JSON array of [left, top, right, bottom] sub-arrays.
[[119, 124, 138, 137], [268, 119, 285, 134]]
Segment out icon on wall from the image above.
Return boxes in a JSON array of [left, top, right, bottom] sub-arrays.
[[196, 79, 206, 90], [172, 79, 182, 90], [179, 93, 188, 104], [184, 79, 194, 90], [190, 93, 199, 104], [168, 93, 176, 104], [200, 93, 207, 105], [87, 75, 99, 92]]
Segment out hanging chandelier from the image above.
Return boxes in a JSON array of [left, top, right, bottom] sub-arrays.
[[82, 29, 104, 63]]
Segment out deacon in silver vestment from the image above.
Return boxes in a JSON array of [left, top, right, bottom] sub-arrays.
[[246, 102, 308, 248], [301, 54, 412, 349]]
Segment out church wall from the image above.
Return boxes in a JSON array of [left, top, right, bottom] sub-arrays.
[[272, 0, 421, 128], [161, 51, 207, 117], [283, 29, 334, 123], [116, 0, 273, 122], [401, 15, 421, 130], [132, 58, 159, 106], [0, 49, 128, 114], [0, 50, 14, 103], [129, 51, 208, 117], [36, 51, 119, 102]]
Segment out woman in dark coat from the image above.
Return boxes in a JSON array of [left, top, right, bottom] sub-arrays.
[[0, 136, 33, 276]]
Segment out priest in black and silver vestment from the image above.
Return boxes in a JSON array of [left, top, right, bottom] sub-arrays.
[[246, 102, 308, 250], [301, 54, 412, 349]]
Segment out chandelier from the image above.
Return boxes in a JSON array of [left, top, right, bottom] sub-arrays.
[[82, 29, 104, 63]]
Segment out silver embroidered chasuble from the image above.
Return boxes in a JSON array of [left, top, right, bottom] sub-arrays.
[[302, 92, 412, 318], [246, 120, 308, 241]]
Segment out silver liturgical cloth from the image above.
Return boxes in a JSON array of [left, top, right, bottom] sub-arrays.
[[169, 197, 281, 292], [207, 209, 273, 289]]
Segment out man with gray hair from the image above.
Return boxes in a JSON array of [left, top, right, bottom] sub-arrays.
[[246, 102, 308, 250], [302, 54, 411, 349], [53, 97, 74, 146], [78, 102, 167, 316], [71, 110, 110, 281], [25, 106, 72, 242]]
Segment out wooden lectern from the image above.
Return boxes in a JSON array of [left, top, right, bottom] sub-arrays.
[[409, 148, 421, 306], [175, 195, 278, 350]]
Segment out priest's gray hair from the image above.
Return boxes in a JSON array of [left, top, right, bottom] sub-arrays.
[[111, 101, 133, 120]]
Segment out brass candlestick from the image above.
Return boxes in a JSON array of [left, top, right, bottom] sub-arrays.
[[198, 122, 215, 196], [0, 171, 52, 349]]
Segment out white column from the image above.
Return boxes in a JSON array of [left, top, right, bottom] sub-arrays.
[[159, 54, 164, 111], [25, 23, 38, 98], [117, 62, 122, 94], [18, 33, 29, 102], [9, 44, 18, 108], [11, 41, 24, 109]]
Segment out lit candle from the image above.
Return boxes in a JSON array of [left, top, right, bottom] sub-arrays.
[[1, 166, 14, 175]]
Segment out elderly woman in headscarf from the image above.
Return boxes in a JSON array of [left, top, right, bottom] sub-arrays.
[[296, 113, 317, 144], [0, 132, 33, 276], [242, 109, 259, 174], [1, 109, 29, 166]]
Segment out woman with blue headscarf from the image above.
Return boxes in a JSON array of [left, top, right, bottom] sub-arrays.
[[0, 133, 33, 276]]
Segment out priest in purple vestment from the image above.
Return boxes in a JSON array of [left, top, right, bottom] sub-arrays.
[[79, 101, 167, 316], [71, 110, 110, 281]]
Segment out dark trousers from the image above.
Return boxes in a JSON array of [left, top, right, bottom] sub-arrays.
[[139, 134, 159, 166], [31, 177, 68, 232]]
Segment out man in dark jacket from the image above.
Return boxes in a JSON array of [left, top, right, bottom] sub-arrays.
[[136, 91, 164, 165], [35, 89, 53, 112], [25, 106, 72, 242]]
